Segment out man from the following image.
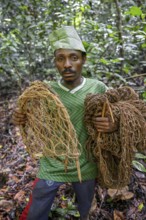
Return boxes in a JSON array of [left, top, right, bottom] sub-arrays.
[[13, 26, 116, 220]]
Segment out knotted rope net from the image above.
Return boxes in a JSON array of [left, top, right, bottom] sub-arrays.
[[84, 86, 146, 188], [17, 80, 82, 181]]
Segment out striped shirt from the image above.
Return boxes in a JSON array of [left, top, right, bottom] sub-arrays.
[[37, 77, 107, 182]]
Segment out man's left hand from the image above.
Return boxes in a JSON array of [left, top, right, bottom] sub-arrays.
[[92, 116, 117, 133]]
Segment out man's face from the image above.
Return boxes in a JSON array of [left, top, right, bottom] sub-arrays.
[[54, 49, 86, 82]]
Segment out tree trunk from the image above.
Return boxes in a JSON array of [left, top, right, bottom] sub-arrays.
[[114, 0, 124, 74]]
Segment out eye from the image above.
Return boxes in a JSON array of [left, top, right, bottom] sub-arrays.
[[71, 55, 78, 61], [56, 57, 64, 62]]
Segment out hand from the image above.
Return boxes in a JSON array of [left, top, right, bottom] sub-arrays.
[[12, 107, 27, 126], [92, 116, 117, 133]]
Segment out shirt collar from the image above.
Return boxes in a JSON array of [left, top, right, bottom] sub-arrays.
[[58, 77, 86, 94]]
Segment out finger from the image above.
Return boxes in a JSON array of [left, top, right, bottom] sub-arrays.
[[12, 112, 27, 125], [99, 123, 110, 128], [12, 114, 26, 122], [92, 117, 109, 122], [12, 115, 26, 123], [12, 109, 26, 118], [12, 119, 26, 126], [97, 129, 110, 133], [94, 125, 110, 132]]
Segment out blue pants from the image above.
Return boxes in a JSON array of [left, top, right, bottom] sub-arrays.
[[20, 178, 95, 220]]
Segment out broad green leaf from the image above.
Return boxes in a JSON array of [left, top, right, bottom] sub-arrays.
[[61, 195, 68, 201], [125, 6, 142, 16], [68, 210, 80, 217], [135, 153, 146, 159], [55, 208, 67, 215], [107, 25, 112, 29], [142, 43, 146, 48], [132, 160, 146, 172], [143, 24, 146, 33], [19, 5, 28, 11], [100, 58, 109, 65], [138, 203, 144, 211], [142, 91, 146, 99]]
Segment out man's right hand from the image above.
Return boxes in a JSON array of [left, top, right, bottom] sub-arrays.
[[12, 108, 27, 126]]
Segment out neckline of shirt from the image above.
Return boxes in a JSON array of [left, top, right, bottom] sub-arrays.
[[58, 77, 86, 94]]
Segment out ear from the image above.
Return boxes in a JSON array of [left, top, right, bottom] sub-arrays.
[[82, 55, 86, 64]]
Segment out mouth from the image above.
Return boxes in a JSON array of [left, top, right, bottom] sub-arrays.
[[61, 69, 76, 81], [62, 74, 74, 80], [63, 73, 74, 77], [62, 72, 75, 78]]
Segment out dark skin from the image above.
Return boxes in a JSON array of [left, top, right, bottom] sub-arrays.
[[54, 49, 86, 90], [12, 49, 116, 133]]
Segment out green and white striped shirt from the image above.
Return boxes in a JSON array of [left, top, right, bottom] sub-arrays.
[[37, 77, 107, 182]]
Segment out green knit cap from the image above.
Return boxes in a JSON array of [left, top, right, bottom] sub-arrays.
[[49, 26, 86, 53]]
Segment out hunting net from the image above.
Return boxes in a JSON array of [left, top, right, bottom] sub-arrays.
[[17, 81, 81, 181], [84, 86, 146, 189]]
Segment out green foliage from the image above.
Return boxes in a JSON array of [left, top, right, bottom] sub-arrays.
[[142, 91, 146, 100], [0, 0, 146, 92], [49, 193, 80, 219], [135, 153, 146, 159], [132, 161, 146, 172], [132, 153, 146, 173], [125, 6, 143, 17], [138, 203, 144, 211]]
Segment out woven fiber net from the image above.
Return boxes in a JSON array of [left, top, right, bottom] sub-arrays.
[[17, 81, 81, 181], [84, 86, 146, 189]]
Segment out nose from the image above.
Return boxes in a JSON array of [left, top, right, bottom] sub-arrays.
[[64, 58, 72, 69]]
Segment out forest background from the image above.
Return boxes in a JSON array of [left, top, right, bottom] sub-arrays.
[[0, 0, 146, 220], [0, 0, 146, 96]]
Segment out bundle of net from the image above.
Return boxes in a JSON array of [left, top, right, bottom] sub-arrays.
[[84, 86, 146, 189], [17, 81, 82, 181]]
